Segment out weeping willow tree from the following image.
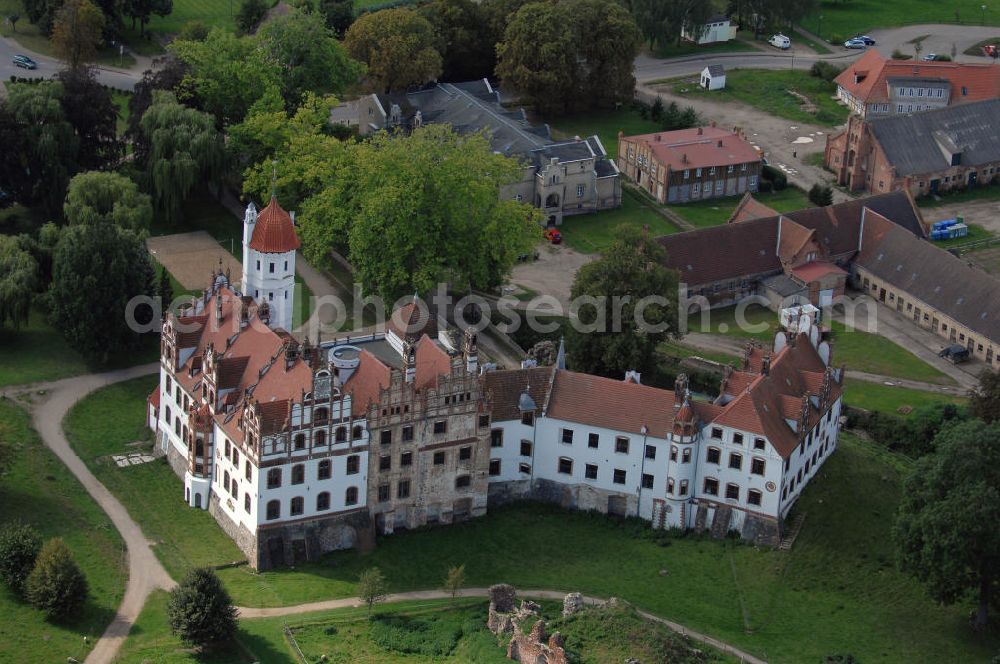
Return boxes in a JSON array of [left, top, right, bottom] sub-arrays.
[[0, 235, 39, 330], [139, 91, 225, 223]]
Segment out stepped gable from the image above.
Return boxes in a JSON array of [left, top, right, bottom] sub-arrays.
[[249, 197, 301, 254]]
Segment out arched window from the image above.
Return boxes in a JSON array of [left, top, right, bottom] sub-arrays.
[[292, 464, 305, 485], [316, 492, 330, 511], [231, 478, 238, 496], [335, 427, 346, 442], [315, 407, 329, 422], [165, 406, 172, 424], [317, 459, 331, 480], [244, 493, 251, 513], [290, 496, 304, 516], [266, 500, 280, 520], [223, 471, 230, 491], [294, 433, 306, 450], [352, 425, 363, 440], [315, 430, 326, 447], [174, 418, 180, 436], [345, 486, 358, 505]]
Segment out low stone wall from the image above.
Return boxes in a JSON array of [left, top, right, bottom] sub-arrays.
[[208, 493, 258, 566], [488, 479, 636, 516], [164, 437, 187, 480], [256, 509, 374, 570]]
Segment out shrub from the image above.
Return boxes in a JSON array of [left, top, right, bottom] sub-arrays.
[[809, 61, 843, 82], [891, 49, 913, 60], [235, 0, 269, 34], [167, 568, 238, 647], [369, 614, 463, 656], [0, 522, 42, 597], [809, 183, 834, 207], [761, 164, 787, 190], [177, 20, 210, 41], [25, 538, 88, 619]]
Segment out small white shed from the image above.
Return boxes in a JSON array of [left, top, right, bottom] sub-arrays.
[[700, 64, 726, 91]]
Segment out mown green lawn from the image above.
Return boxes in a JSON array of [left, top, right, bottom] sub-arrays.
[[917, 181, 1000, 208], [0, 309, 91, 388], [0, 401, 125, 664], [64, 376, 246, 581], [653, 32, 762, 58], [550, 108, 662, 164], [559, 190, 680, 253], [842, 378, 967, 414], [686, 303, 778, 340], [803, 0, 1000, 44], [665, 69, 849, 127], [668, 187, 812, 228]]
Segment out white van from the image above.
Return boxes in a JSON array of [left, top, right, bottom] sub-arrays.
[[769, 34, 791, 50]]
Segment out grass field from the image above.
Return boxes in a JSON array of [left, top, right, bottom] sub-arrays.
[[804, 0, 1000, 43], [0, 309, 90, 387], [665, 69, 849, 127], [660, 340, 739, 366], [928, 222, 995, 249], [916, 181, 1000, 207], [64, 376, 246, 581], [550, 108, 662, 164], [668, 187, 812, 228], [0, 401, 126, 664], [842, 378, 967, 414], [559, 190, 680, 253], [653, 31, 762, 58]]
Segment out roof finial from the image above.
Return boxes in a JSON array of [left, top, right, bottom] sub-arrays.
[[271, 159, 278, 199]]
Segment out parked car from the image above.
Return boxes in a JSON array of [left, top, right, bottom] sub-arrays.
[[12, 54, 37, 69], [921, 53, 939, 61], [938, 344, 970, 363], [844, 38, 867, 49], [855, 35, 876, 45], [543, 228, 562, 244], [768, 34, 791, 50]]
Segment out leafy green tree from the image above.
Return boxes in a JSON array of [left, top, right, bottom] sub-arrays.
[[235, 0, 268, 34], [0, 522, 42, 597], [7, 12, 20, 32], [51, 0, 105, 70], [344, 8, 442, 92], [167, 568, 238, 647], [15, 222, 61, 292], [894, 419, 1000, 629], [808, 183, 833, 207], [629, 0, 712, 48], [139, 91, 224, 222], [1, 81, 79, 212], [0, 236, 39, 330], [55, 67, 123, 170], [496, 0, 640, 116], [443, 563, 465, 602], [299, 125, 540, 301], [176, 19, 209, 41], [420, 0, 495, 81], [127, 55, 189, 152], [49, 222, 155, 361], [21, 0, 61, 34], [567, 225, 680, 378], [25, 538, 88, 619], [318, 0, 354, 36], [256, 10, 362, 107], [358, 567, 388, 617], [158, 265, 174, 313], [64, 171, 153, 232], [170, 27, 282, 125], [969, 370, 1000, 424], [125, 0, 172, 37]]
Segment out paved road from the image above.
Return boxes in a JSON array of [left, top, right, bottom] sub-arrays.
[[238, 588, 768, 664], [0, 34, 142, 89], [3, 363, 174, 664]]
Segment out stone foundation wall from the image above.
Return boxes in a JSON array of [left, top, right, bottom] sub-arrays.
[[207, 493, 258, 565], [164, 437, 188, 480], [256, 510, 374, 570], [488, 479, 636, 516]]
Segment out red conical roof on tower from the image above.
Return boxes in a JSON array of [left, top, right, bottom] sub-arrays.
[[249, 197, 301, 254]]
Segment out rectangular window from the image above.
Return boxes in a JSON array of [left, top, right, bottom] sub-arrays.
[[459, 446, 472, 461], [585, 463, 598, 480], [748, 489, 762, 506], [397, 480, 410, 499], [267, 468, 281, 489], [521, 412, 534, 426], [520, 440, 532, 457], [711, 427, 722, 439], [645, 445, 656, 460], [434, 451, 446, 465], [479, 414, 490, 429], [489, 459, 501, 476], [558, 457, 573, 475], [725, 483, 739, 500], [679, 479, 689, 496], [400, 451, 413, 467], [707, 447, 721, 464], [613, 469, 626, 484], [667, 478, 675, 494], [490, 429, 503, 448], [433, 420, 447, 434], [588, 433, 599, 449], [751, 457, 766, 475], [380, 430, 392, 445], [615, 437, 629, 454], [732, 433, 744, 445], [576, 184, 584, 198], [455, 475, 471, 488], [683, 169, 690, 179], [703, 477, 719, 495], [728, 453, 742, 470], [682, 449, 691, 463], [641, 473, 654, 489], [379, 455, 391, 471], [378, 484, 390, 502], [754, 437, 766, 451], [519, 462, 531, 474], [561, 429, 574, 444], [269, 262, 275, 273], [670, 446, 678, 461], [346, 455, 359, 474], [402, 425, 414, 442]]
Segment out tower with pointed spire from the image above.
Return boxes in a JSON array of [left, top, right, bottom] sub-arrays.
[[241, 197, 301, 332]]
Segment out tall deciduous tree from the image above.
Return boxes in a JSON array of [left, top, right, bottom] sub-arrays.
[[25, 538, 89, 619], [420, 0, 495, 81], [125, 0, 173, 37], [139, 91, 224, 222], [1, 81, 79, 212], [344, 8, 442, 92], [235, 0, 268, 34], [64, 171, 153, 232], [0, 236, 39, 330], [496, 0, 641, 116], [21, 0, 61, 34], [358, 567, 388, 617], [167, 568, 238, 647], [55, 67, 123, 170], [49, 222, 155, 361], [969, 370, 1000, 424], [256, 10, 362, 107], [127, 55, 189, 155], [894, 419, 1000, 629], [51, 0, 105, 70], [629, 0, 713, 48], [298, 125, 541, 301], [318, 0, 354, 36], [567, 225, 680, 378]]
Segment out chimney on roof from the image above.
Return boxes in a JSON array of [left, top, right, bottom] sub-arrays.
[[673, 373, 688, 409], [654, 134, 661, 142]]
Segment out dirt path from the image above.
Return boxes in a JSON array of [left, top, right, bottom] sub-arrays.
[[508, 243, 596, 308], [237, 588, 767, 664], [3, 363, 174, 664]]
